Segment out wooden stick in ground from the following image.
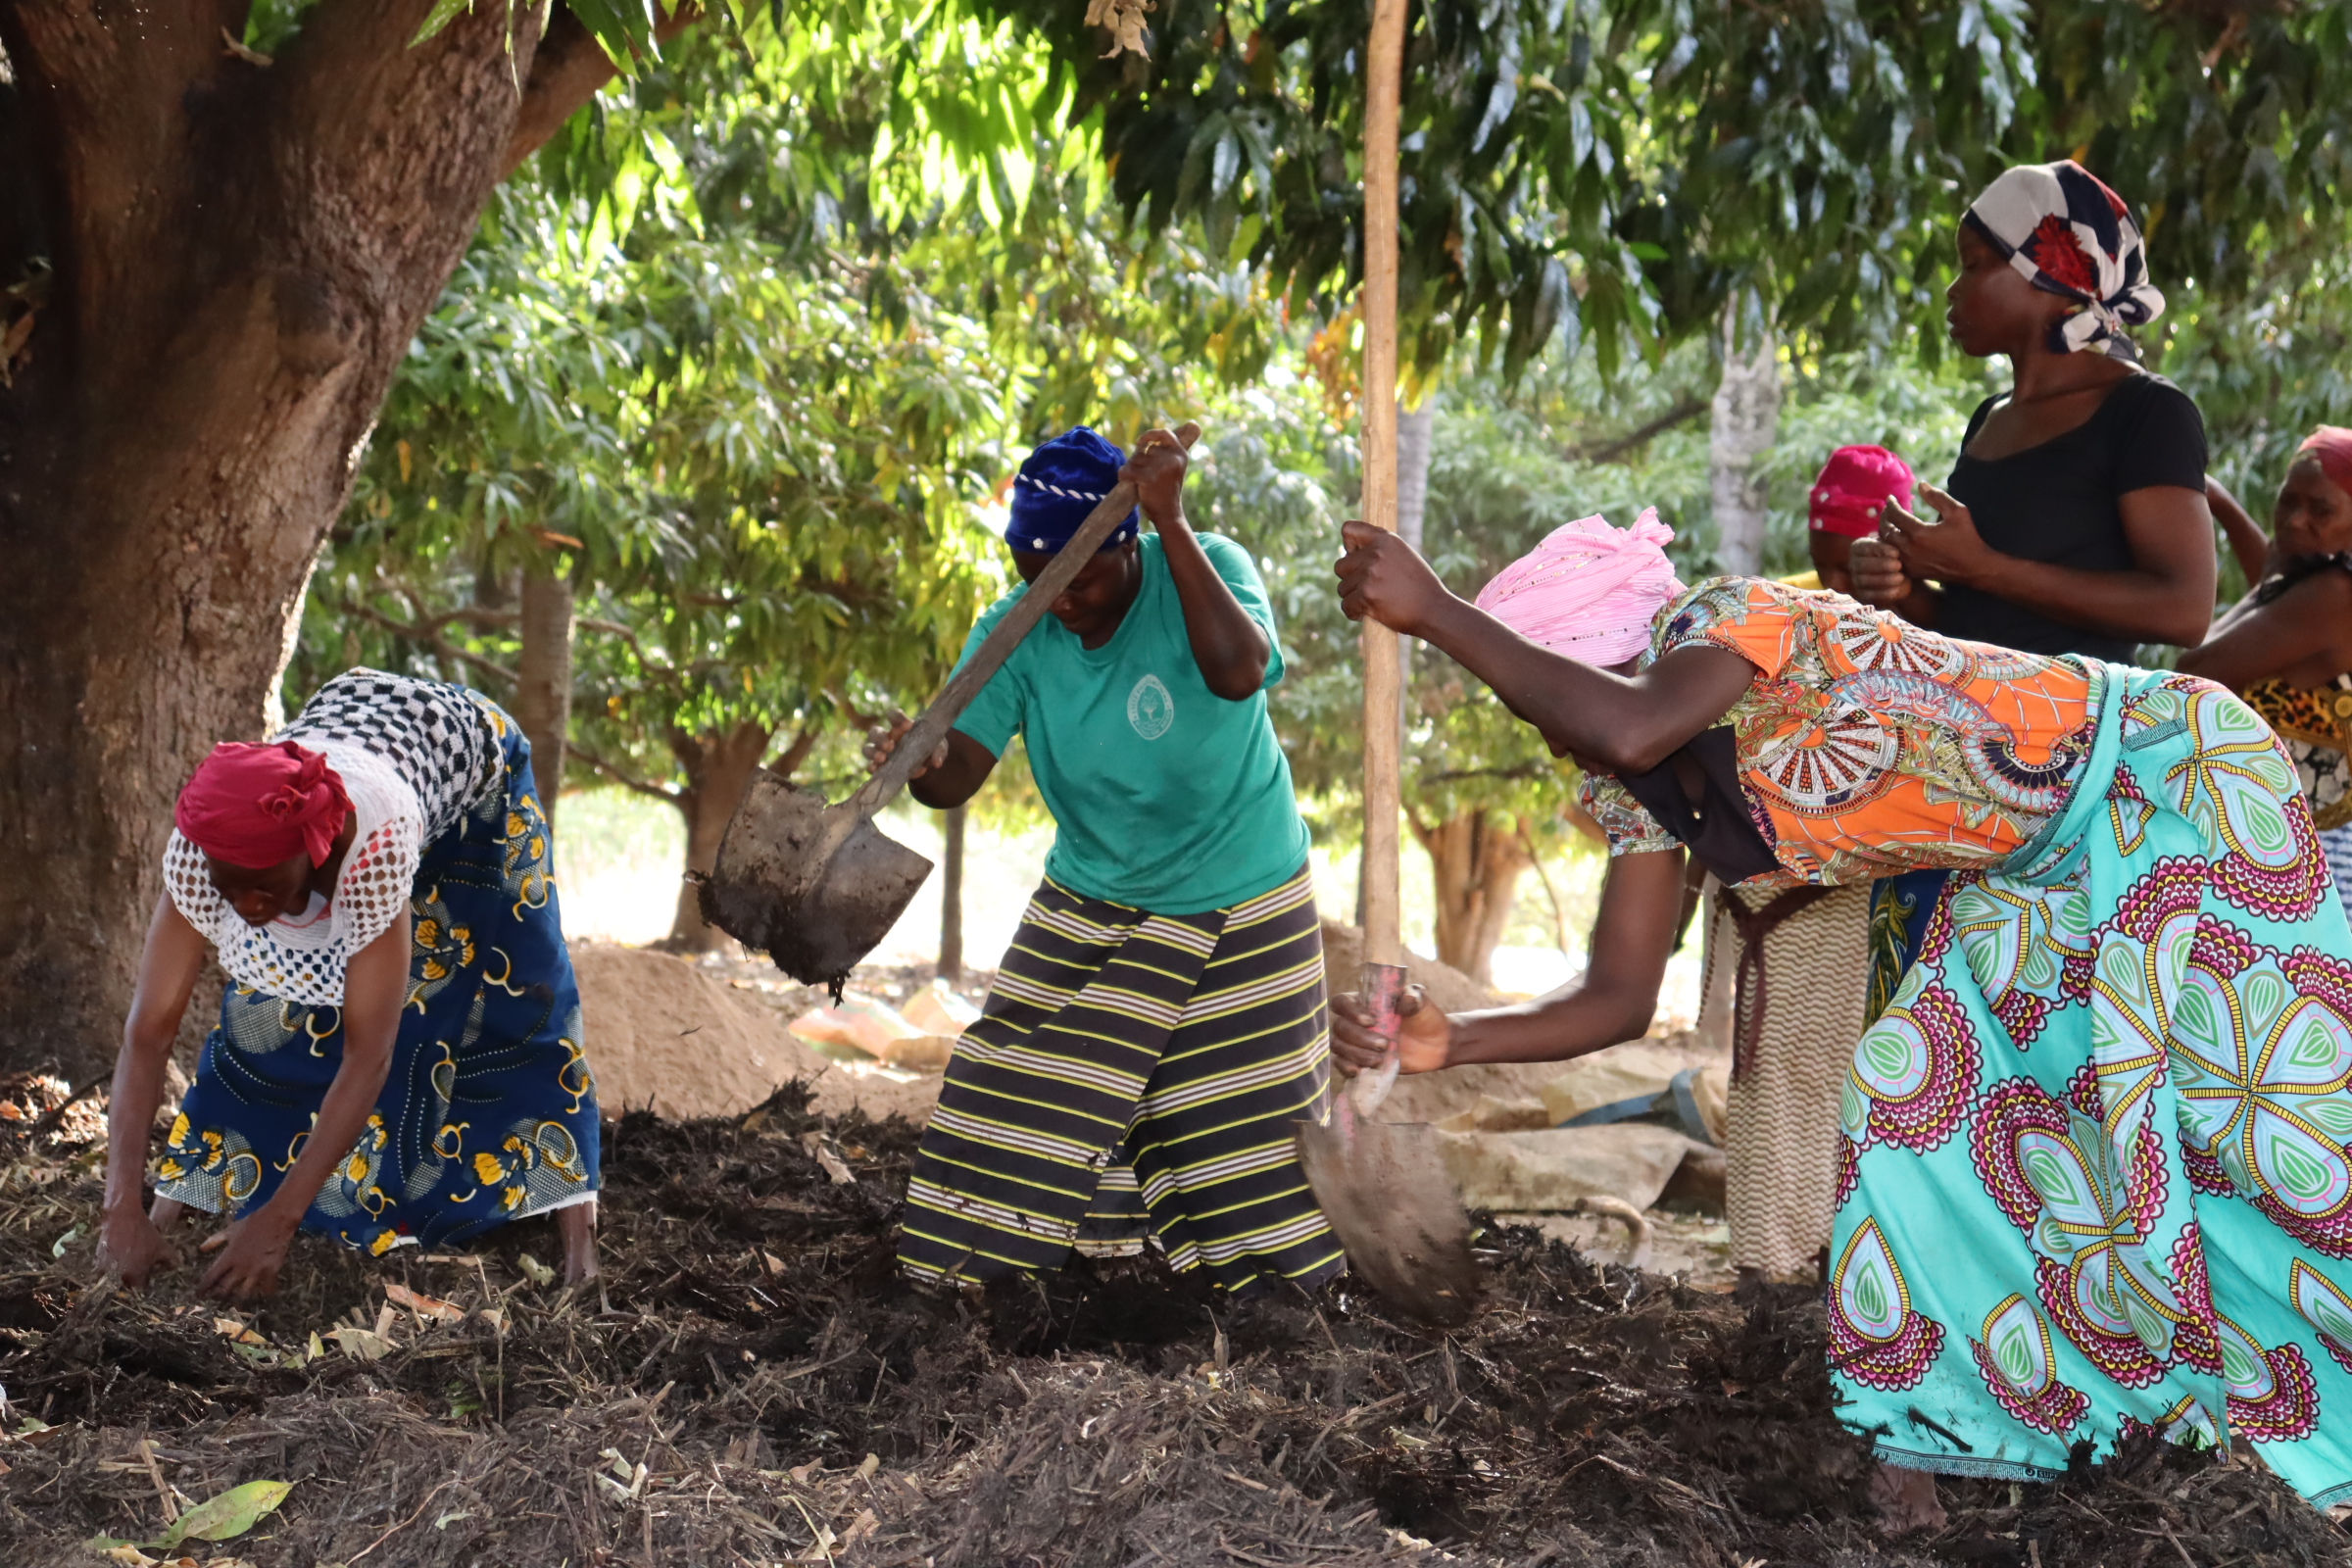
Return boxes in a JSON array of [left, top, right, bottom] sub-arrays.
[[1358, 0, 1409, 968]]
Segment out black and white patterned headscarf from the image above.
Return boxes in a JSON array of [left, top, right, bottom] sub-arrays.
[[1964, 161, 2165, 361]]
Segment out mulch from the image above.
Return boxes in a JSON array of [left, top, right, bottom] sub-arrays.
[[0, 1071, 2341, 1567]]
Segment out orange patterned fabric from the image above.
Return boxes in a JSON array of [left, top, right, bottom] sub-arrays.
[[1579, 578, 2096, 888]]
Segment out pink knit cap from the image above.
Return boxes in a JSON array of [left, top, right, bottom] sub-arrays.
[[1808, 445, 1915, 538], [1474, 509, 1686, 666]]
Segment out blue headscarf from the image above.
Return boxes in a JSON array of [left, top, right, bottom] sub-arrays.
[[1005, 426, 1140, 554]]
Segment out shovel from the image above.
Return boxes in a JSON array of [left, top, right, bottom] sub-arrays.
[[1296, 46, 1479, 1325], [697, 422, 1201, 992], [1297, 964, 1480, 1325]]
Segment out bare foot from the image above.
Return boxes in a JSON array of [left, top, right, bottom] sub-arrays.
[[1868, 1461, 1946, 1536], [560, 1200, 600, 1284], [149, 1197, 189, 1231]]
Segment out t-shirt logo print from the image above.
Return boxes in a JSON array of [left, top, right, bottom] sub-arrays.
[[1127, 674, 1176, 740]]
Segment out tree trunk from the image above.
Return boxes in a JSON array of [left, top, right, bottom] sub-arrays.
[[662, 722, 825, 953], [1410, 808, 1532, 984], [514, 558, 574, 829], [664, 722, 774, 955], [1708, 296, 1782, 576], [938, 803, 966, 986], [0, 4, 658, 1079]]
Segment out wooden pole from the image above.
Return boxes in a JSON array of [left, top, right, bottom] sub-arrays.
[[938, 803, 966, 986], [1359, 0, 1408, 968]]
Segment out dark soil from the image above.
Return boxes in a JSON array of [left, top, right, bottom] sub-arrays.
[[0, 1072, 2341, 1567]]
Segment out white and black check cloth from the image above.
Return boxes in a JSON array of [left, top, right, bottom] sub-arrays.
[[280, 669, 503, 842]]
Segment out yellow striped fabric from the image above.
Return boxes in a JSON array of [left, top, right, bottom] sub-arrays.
[[899, 865, 1343, 1294]]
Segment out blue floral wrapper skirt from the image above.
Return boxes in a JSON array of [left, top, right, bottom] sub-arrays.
[[156, 716, 600, 1254]]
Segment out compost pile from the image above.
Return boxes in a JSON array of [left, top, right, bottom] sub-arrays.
[[0, 1073, 2341, 1568]]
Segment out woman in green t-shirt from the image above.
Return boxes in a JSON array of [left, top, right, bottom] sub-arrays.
[[864, 425, 1339, 1296]]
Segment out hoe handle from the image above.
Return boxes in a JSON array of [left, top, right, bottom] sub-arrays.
[[851, 421, 1203, 818]]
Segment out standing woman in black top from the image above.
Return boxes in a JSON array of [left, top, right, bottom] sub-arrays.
[[1843, 162, 2214, 1535], [1849, 161, 2214, 654]]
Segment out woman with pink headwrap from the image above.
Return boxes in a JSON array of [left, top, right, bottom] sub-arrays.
[[1330, 514, 2352, 1526], [2180, 427, 2352, 904]]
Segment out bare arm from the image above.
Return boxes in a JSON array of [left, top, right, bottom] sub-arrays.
[[1333, 849, 1686, 1071], [1882, 481, 2217, 649], [200, 906, 410, 1299], [2177, 569, 2352, 693], [1335, 520, 1754, 774], [864, 717, 999, 810], [96, 894, 209, 1286], [1126, 429, 1270, 700], [2208, 475, 2272, 588]]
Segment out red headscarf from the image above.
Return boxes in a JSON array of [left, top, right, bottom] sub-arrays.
[[1808, 446, 1916, 539], [2298, 427, 2352, 496], [174, 740, 353, 871]]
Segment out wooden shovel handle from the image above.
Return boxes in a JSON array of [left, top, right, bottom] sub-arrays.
[[849, 421, 1203, 819]]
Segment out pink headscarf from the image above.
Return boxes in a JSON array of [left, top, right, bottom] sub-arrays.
[[2298, 427, 2352, 496], [1475, 509, 1686, 666], [175, 740, 353, 871]]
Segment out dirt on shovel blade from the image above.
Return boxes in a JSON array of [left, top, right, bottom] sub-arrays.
[[1297, 1115, 1480, 1328], [697, 769, 934, 992], [0, 1068, 2342, 1566]]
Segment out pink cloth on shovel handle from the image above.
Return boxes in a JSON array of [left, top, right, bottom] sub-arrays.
[[1343, 961, 1410, 1129]]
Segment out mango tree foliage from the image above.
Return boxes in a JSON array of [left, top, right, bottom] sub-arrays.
[[292, 18, 1034, 815], [951, 0, 2352, 387]]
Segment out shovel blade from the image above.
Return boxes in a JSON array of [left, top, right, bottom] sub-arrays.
[[1297, 1116, 1480, 1326], [697, 769, 934, 988]]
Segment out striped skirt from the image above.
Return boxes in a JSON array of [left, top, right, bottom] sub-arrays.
[[898, 864, 1344, 1295], [1703, 882, 1874, 1279]]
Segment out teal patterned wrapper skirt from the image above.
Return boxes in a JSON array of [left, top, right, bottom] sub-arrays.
[[1834, 665, 2352, 1506]]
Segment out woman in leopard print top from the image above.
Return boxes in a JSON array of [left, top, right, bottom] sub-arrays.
[[96, 670, 601, 1299], [2180, 429, 2352, 904]]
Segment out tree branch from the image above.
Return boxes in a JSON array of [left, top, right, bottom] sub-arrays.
[[502, 4, 702, 178], [1415, 763, 1545, 786], [574, 613, 686, 683], [770, 721, 822, 779], [568, 739, 683, 805], [325, 597, 519, 689], [1568, 396, 1710, 465]]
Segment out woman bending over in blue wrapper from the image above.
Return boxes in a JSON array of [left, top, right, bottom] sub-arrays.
[[1332, 515, 2352, 1531], [96, 671, 601, 1299]]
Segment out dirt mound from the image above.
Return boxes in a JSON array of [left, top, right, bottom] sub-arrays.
[[572, 942, 939, 1125], [0, 1089, 2338, 1566]]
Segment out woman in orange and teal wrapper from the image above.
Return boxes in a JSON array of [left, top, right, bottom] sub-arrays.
[[1329, 514, 2352, 1526], [96, 671, 601, 1300]]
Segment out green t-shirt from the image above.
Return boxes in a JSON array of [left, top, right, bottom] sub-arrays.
[[950, 531, 1312, 914]]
